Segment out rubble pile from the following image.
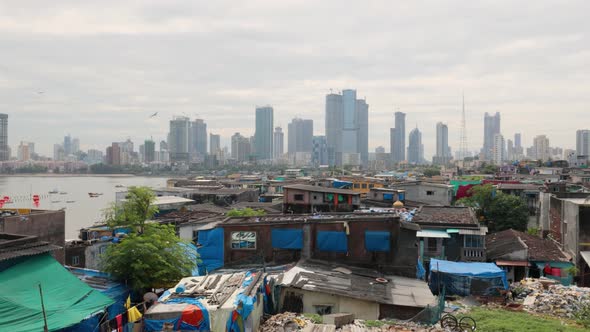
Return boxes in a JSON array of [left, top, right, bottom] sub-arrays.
[[512, 278, 590, 318], [259, 314, 449, 332], [259, 312, 312, 332]]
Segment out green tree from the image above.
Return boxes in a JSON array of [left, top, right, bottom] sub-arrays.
[[487, 194, 529, 231], [422, 167, 441, 177], [226, 208, 266, 217], [101, 223, 197, 291], [105, 186, 158, 233], [457, 184, 529, 232]]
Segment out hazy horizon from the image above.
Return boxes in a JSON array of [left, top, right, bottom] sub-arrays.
[[1, 1, 588, 159]]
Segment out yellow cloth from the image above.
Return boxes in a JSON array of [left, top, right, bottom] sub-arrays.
[[125, 296, 131, 309], [127, 306, 142, 322]]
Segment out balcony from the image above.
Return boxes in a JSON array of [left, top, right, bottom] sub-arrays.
[[461, 247, 486, 262]]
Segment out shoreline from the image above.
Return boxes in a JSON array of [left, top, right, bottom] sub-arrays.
[[0, 174, 140, 178]]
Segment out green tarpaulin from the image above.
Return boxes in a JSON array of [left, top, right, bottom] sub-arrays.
[[450, 180, 482, 195], [0, 254, 114, 332]]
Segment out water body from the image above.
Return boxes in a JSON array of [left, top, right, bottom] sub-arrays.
[[0, 175, 168, 239]]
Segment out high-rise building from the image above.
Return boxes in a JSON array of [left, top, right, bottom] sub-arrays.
[[533, 135, 551, 162], [492, 134, 505, 165], [288, 118, 313, 154], [273, 127, 284, 160], [72, 138, 80, 154], [433, 122, 450, 165], [506, 139, 514, 161], [325, 90, 368, 167], [17, 141, 31, 161], [53, 144, 65, 161], [190, 119, 207, 160], [513, 133, 523, 159], [375, 146, 386, 154], [325, 93, 343, 166], [144, 139, 155, 163], [312, 136, 328, 166], [254, 106, 273, 160], [407, 127, 423, 164], [109, 142, 122, 165], [483, 112, 501, 160], [86, 149, 103, 164], [514, 133, 522, 149], [231, 132, 251, 162], [63, 135, 72, 156], [576, 129, 590, 157], [168, 116, 190, 163], [391, 112, 406, 163], [0, 114, 8, 161], [210, 134, 221, 156], [356, 99, 369, 166]]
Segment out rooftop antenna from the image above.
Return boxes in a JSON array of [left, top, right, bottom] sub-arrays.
[[458, 93, 469, 160]]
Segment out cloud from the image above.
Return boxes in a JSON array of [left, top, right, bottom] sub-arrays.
[[0, 0, 588, 158]]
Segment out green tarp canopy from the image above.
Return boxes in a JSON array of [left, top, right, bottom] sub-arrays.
[[0, 254, 114, 332], [450, 180, 482, 195]]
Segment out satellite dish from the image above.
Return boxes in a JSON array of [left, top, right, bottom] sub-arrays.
[[143, 292, 158, 303]]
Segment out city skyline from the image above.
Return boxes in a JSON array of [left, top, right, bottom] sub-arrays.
[[1, 1, 588, 158]]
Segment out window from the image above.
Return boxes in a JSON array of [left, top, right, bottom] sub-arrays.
[[369, 184, 374, 189], [231, 231, 256, 249], [313, 195, 317, 200], [192, 230, 199, 243], [294, 194, 304, 201], [361, 183, 367, 189], [314, 304, 333, 315], [464, 235, 483, 248], [426, 191, 435, 196], [353, 183, 360, 189], [427, 238, 438, 252], [71, 256, 80, 266]]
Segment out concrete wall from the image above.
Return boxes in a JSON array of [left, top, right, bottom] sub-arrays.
[[84, 241, 110, 270], [392, 183, 452, 205], [563, 201, 580, 260], [538, 192, 551, 235], [221, 217, 417, 273], [0, 210, 65, 263], [280, 288, 380, 320]]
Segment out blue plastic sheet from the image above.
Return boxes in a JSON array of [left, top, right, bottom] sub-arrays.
[[428, 259, 508, 296], [144, 318, 180, 332], [316, 231, 348, 252], [364, 231, 390, 252], [271, 229, 303, 249], [162, 298, 210, 331], [197, 228, 224, 274], [416, 259, 426, 280]]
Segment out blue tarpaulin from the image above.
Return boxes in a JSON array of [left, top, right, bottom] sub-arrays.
[[364, 231, 390, 252], [429, 259, 508, 296], [271, 229, 303, 249], [178, 242, 201, 276], [197, 228, 224, 275], [316, 231, 348, 252]]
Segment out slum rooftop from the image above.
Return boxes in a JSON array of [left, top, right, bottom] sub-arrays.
[[277, 260, 436, 308], [0, 233, 61, 262], [412, 206, 477, 225], [283, 184, 360, 195], [486, 229, 569, 262]]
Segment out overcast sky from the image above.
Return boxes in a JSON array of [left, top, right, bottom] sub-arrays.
[[1, 1, 588, 158]]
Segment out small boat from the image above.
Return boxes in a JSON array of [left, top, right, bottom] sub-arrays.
[[88, 193, 100, 198], [59, 192, 68, 195], [49, 189, 58, 194], [115, 185, 125, 188], [66, 200, 76, 203], [51, 200, 61, 203]]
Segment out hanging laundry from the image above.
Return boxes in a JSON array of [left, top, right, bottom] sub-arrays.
[[127, 306, 142, 323]]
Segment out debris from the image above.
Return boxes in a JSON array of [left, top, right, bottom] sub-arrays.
[[512, 278, 590, 319]]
